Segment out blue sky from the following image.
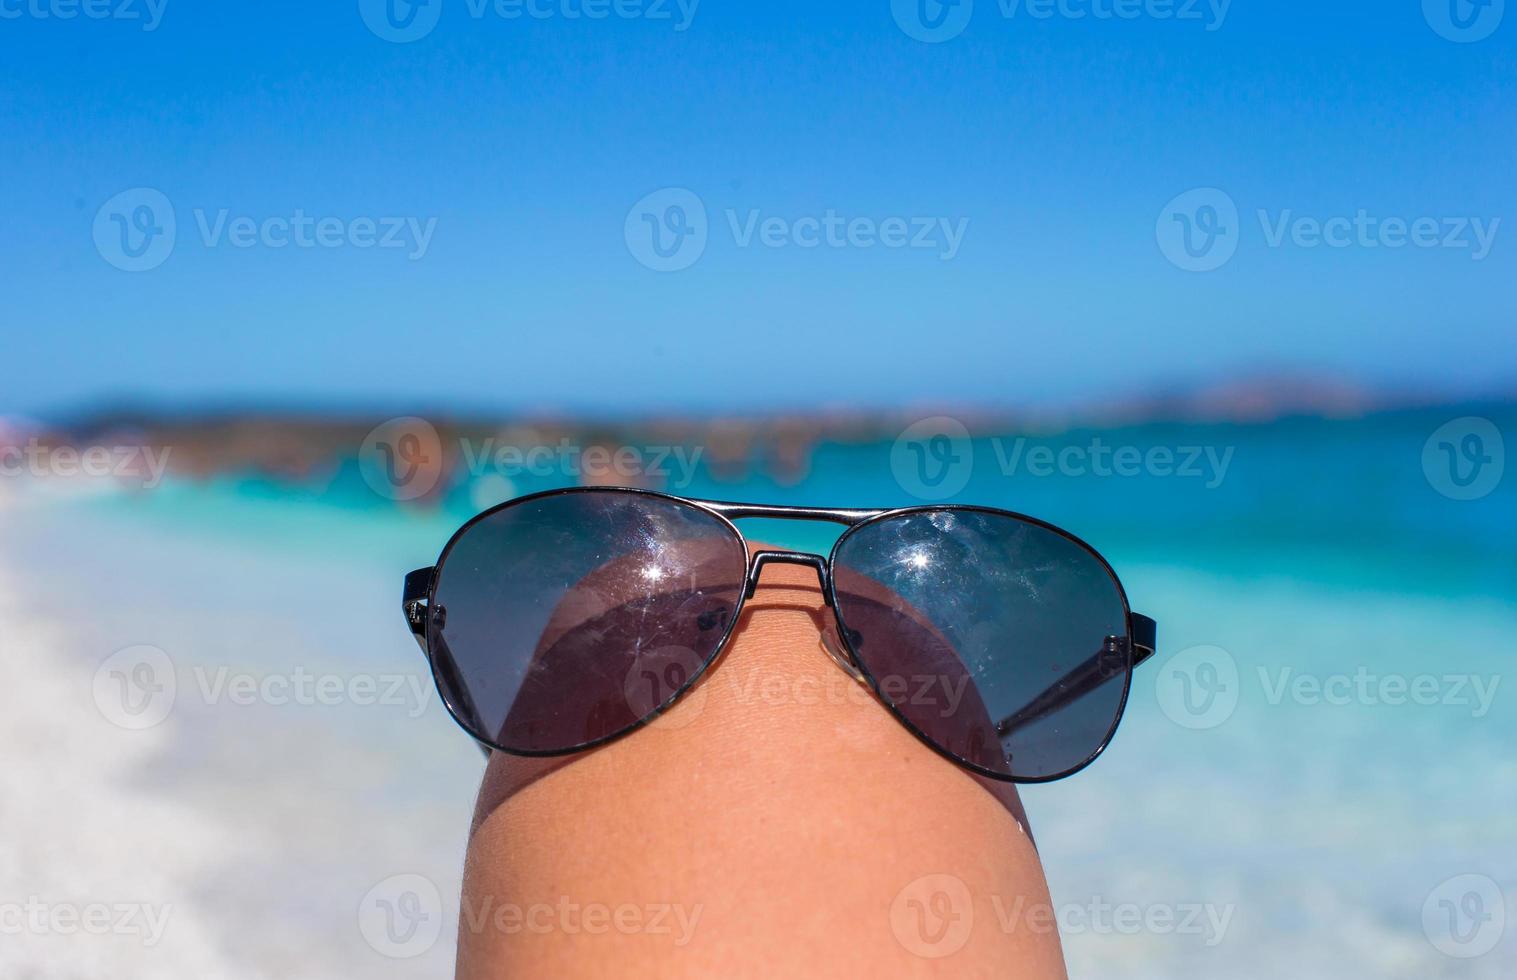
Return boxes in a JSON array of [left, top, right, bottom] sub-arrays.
[[2, 0, 1513, 417]]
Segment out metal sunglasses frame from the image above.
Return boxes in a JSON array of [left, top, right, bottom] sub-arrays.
[[402, 485, 1158, 784]]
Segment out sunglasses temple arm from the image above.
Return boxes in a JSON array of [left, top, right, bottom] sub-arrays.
[[1131, 613, 1157, 663], [404, 567, 492, 760], [994, 614, 1157, 738]]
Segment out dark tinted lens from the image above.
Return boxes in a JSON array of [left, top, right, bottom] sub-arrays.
[[429, 491, 747, 753], [831, 510, 1130, 780]]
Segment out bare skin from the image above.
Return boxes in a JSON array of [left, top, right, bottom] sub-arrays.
[[457, 556, 1068, 978]]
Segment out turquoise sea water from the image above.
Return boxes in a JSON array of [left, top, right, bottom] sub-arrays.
[[6, 404, 1513, 977]]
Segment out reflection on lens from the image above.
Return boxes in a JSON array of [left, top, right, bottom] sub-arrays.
[[832, 509, 1129, 780], [429, 491, 748, 753]]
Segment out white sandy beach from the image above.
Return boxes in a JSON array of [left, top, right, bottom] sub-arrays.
[[0, 491, 480, 978], [0, 527, 242, 975]]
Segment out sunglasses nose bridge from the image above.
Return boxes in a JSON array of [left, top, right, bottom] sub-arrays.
[[743, 550, 833, 607], [743, 550, 867, 684]]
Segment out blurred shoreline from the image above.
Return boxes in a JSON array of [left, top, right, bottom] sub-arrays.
[[3, 373, 1512, 497], [1, 391, 1510, 606]]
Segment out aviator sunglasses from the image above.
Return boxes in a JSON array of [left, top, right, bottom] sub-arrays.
[[402, 487, 1158, 783]]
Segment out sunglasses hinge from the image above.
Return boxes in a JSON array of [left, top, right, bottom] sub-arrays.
[[402, 566, 436, 653], [405, 599, 426, 627]]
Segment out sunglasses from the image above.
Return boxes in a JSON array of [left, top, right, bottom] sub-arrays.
[[401, 487, 1157, 783]]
